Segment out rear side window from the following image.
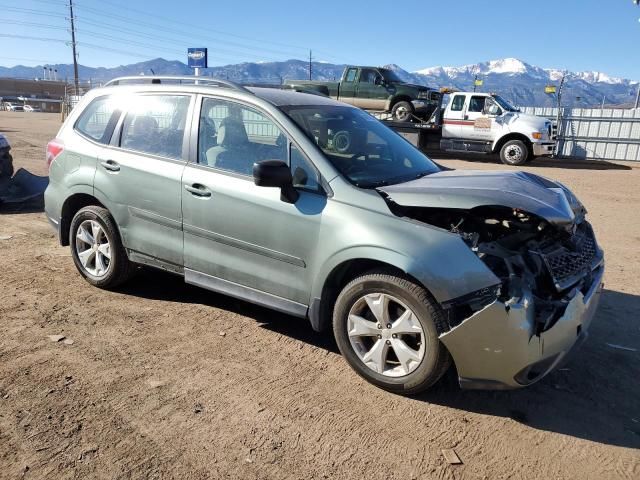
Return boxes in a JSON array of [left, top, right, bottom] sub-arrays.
[[451, 95, 466, 111], [75, 96, 120, 144], [345, 68, 358, 83], [119, 95, 190, 160]]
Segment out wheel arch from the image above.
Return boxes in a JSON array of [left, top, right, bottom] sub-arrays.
[[493, 132, 533, 154], [387, 95, 413, 112], [308, 251, 429, 332], [59, 193, 105, 246]]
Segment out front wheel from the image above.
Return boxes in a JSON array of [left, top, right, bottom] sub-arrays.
[[333, 272, 450, 394], [499, 139, 529, 165], [70, 205, 134, 289], [391, 101, 414, 123]]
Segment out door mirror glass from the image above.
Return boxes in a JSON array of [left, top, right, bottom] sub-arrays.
[[253, 160, 299, 203]]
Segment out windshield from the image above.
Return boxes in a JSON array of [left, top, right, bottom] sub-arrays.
[[280, 105, 440, 188], [379, 69, 403, 83], [492, 95, 519, 112]]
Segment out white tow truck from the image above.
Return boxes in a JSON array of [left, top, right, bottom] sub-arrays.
[[382, 90, 556, 165]]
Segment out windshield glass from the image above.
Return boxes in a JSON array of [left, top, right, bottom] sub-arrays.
[[492, 95, 519, 112], [379, 69, 403, 83], [280, 105, 440, 188]]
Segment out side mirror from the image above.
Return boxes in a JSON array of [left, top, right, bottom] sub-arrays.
[[484, 104, 501, 116], [253, 160, 299, 204]]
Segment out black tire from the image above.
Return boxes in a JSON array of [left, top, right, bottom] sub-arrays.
[[391, 101, 414, 123], [0, 152, 13, 178], [499, 139, 529, 166], [333, 271, 451, 395], [69, 205, 134, 289]]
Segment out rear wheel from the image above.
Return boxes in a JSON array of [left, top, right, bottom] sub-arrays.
[[333, 271, 450, 394], [70, 205, 134, 288], [391, 101, 414, 123], [499, 139, 529, 165]]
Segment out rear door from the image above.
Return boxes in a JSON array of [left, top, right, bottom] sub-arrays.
[[181, 96, 325, 309], [338, 67, 358, 105], [93, 93, 193, 269], [442, 94, 467, 138]]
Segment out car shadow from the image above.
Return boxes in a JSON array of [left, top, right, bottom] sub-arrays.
[[426, 151, 633, 170], [119, 271, 640, 449]]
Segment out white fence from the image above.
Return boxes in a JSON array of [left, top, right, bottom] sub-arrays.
[[522, 107, 640, 162]]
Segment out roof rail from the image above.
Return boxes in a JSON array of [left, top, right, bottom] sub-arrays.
[[103, 76, 253, 93]]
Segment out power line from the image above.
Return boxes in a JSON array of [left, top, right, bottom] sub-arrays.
[[75, 0, 310, 54], [71, 4, 303, 61]]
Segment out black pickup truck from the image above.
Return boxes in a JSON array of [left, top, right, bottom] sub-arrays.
[[284, 65, 440, 122]]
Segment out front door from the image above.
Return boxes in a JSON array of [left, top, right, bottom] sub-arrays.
[[354, 68, 388, 111], [181, 96, 325, 309], [459, 95, 495, 141], [93, 93, 192, 268]]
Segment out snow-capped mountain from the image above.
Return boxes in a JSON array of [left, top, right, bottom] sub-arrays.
[[407, 58, 637, 106], [0, 57, 636, 107]]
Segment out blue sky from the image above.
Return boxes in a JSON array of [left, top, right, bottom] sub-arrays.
[[1, 0, 639, 80]]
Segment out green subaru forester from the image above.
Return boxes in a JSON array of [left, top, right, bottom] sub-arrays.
[[45, 76, 604, 393]]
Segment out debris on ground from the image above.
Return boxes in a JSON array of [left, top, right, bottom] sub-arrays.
[[219, 331, 226, 337], [63, 338, 74, 346], [0, 234, 12, 240], [146, 379, 165, 389], [442, 448, 463, 465], [47, 335, 65, 342]]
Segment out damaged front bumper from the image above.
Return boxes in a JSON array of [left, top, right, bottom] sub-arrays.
[[440, 263, 604, 389]]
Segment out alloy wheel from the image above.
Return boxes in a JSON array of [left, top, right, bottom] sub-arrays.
[[75, 219, 111, 277], [347, 292, 426, 377]]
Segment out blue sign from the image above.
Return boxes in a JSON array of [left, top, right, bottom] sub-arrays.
[[187, 48, 208, 69]]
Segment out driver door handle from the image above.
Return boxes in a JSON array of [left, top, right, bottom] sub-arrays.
[[184, 183, 211, 198]]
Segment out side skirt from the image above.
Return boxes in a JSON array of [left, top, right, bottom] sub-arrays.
[[184, 268, 308, 319]]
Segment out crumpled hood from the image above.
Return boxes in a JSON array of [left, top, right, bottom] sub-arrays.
[[378, 170, 585, 227]]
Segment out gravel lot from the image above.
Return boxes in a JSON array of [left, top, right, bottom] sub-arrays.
[[1, 112, 639, 479]]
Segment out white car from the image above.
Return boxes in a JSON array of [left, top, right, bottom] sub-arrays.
[[23, 105, 42, 112], [3, 103, 24, 112]]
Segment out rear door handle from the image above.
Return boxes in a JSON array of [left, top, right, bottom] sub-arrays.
[[100, 159, 120, 172], [184, 184, 211, 198]]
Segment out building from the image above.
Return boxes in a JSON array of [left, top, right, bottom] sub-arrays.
[[0, 78, 68, 113]]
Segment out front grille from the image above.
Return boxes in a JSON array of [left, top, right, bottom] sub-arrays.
[[534, 223, 599, 290]]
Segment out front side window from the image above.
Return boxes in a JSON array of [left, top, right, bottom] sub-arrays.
[[198, 98, 286, 176], [451, 95, 465, 112], [119, 95, 190, 160], [360, 69, 379, 84], [468, 96, 486, 113], [75, 96, 120, 143], [282, 105, 439, 188]]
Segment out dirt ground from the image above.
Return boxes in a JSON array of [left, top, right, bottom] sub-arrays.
[[1, 111, 639, 480]]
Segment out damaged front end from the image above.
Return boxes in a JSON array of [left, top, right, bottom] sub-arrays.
[[380, 173, 604, 389]]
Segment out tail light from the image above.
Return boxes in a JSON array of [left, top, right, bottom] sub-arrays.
[[46, 139, 64, 169]]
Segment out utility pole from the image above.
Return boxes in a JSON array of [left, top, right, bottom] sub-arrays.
[[554, 74, 566, 159], [635, 84, 640, 109], [309, 50, 312, 81], [68, 0, 79, 94]]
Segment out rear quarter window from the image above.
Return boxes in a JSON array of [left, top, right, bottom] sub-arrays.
[[74, 96, 120, 144]]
